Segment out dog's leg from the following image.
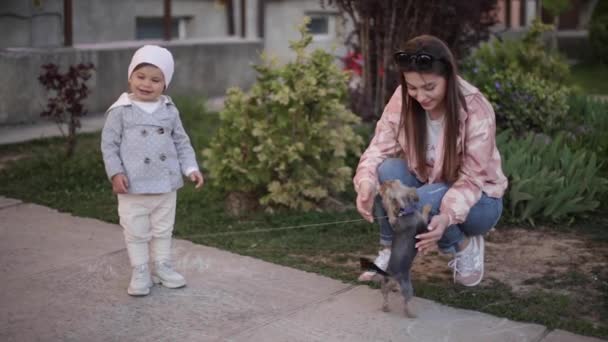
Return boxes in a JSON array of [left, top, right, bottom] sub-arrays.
[[381, 277, 391, 312], [399, 276, 417, 318]]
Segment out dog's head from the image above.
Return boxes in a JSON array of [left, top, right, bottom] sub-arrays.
[[379, 180, 419, 218]]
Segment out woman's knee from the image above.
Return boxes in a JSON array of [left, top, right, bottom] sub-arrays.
[[377, 158, 420, 187], [377, 158, 407, 181], [460, 196, 503, 236]]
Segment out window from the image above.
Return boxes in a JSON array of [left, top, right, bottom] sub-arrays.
[[307, 16, 329, 35], [305, 13, 336, 41], [136, 17, 189, 40]]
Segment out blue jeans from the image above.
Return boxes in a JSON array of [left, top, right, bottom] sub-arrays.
[[374, 158, 503, 253]]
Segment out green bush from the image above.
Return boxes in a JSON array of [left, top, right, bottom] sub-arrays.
[[463, 20, 570, 85], [471, 69, 570, 133], [498, 130, 608, 225], [463, 20, 572, 134], [202, 19, 364, 212], [589, 0, 608, 64]]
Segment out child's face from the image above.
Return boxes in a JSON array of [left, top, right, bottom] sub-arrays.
[[129, 65, 165, 102]]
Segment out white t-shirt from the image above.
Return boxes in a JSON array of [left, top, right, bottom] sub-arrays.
[[131, 98, 161, 113], [425, 112, 444, 167]]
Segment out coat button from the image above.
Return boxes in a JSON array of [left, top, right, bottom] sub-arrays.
[[141, 129, 148, 137], [144, 157, 151, 164], [157, 127, 165, 134], [159, 154, 167, 161]]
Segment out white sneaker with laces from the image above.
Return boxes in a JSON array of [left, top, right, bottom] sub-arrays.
[[358, 248, 391, 282], [128, 264, 153, 296], [152, 261, 186, 288], [448, 235, 485, 287]]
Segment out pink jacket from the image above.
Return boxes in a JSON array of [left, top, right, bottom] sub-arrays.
[[354, 78, 508, 225]]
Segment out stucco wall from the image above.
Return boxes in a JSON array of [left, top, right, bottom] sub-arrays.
[[0, 0, 228, 48], [265, 0, 347, 62], [0, 39, 262, 124], [135, 0, 228, 39]]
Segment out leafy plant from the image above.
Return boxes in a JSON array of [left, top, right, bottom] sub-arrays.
[[498, 130, 608, 225], [562, 95, 608, 170], [203, 19, 364, 213], [38, 63, 95, 158]]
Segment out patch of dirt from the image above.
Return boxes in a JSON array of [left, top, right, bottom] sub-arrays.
[[482, 228, 608, 293], [310, 227, 608, 297], [409, 228, 608, 293], [0, 154, 28, 171]]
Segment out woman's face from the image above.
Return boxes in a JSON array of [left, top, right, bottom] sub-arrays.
[[403, 72, 447, 115]]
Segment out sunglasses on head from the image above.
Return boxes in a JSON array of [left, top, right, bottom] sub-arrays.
[[393, 52, 442, 70]]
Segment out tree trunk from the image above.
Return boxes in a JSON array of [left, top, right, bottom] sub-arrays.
[[552, 15, 559, 51], [66, 122, 76, 158]]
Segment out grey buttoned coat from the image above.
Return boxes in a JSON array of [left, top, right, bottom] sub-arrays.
[[101, 93, 199, 194]]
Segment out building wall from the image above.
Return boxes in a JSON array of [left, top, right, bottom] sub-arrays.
[[73, 0, 137, 44], [264, 0, 346, 62], [0, 39, 262, 124], [495, 0, 537, 30], [0, 0, 229, 48], [0, 0, 63, 48], [135, 0, 228, 39]]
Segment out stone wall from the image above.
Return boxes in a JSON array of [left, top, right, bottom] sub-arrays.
[[0, 39, 262, 124]]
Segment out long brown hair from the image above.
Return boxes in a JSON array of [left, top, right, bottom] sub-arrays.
[[397, 35, 466, 183]]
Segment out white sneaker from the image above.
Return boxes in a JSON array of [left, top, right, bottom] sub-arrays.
[[358, 248, 391, 281], [152, 261, 186, 288], [128, 264, 152, 296], [448, 235, 485, 287]]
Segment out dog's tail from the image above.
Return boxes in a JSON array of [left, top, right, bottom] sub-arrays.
[[359, 257, 389, 276]]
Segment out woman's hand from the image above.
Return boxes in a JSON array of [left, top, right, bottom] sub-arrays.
[[111, 173, 129, 194], [415, 213, 450, 255], [356, 181, 376, 223], [188, 171, 204, 189]]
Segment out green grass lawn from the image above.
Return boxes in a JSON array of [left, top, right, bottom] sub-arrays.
[[0, 100, 606, 339], [571, 63, 608, 95]]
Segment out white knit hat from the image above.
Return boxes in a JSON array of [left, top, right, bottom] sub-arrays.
[[128, 45, 174, 88]]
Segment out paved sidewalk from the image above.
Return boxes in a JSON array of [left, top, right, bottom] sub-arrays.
[[0, 97, 225, 145], [0, 196, 605, 342], [0, 113, 107, 145]]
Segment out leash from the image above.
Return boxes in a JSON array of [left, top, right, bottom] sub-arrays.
[[180, 215, 388, 239]]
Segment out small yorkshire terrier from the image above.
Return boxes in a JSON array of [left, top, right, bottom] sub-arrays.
[[360, 180, 431, 318]]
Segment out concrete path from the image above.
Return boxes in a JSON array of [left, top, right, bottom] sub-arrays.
[[0, 196, 605, 342], [0, 114, 107, 145], [0, 96, 225, 145]]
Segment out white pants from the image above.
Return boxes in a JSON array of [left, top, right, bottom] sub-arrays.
[[117, 191, 177, 266]]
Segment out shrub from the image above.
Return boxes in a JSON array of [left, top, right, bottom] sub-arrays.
[[463, 20, 570, 85], [38, 63, 95, 158], [498, 130, 608, 225], [463, 20, 571, 133], [469, 68, 570, 133], [589, 0, 608, 65], [203, 19, 364, 213]]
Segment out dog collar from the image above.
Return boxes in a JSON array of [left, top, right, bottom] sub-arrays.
[[398, 206, 417, 217]]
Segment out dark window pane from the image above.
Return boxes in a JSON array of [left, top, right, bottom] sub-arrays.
[[136, 18, 179, 40], [307, 16, 329, 35]]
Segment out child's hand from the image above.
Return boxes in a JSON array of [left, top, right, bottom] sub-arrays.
[[111, 173, 129, 194], [188, 171, 204, 189]]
